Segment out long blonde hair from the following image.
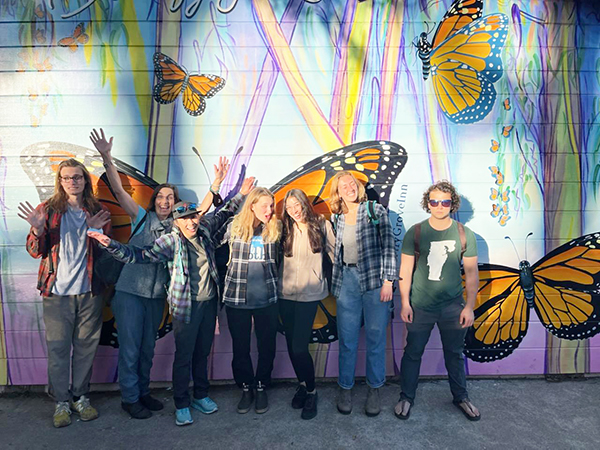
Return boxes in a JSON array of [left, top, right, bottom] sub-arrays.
[[47, 159, 102, 214], [329, 171, 367, 215], [230, 187, 281, 243]]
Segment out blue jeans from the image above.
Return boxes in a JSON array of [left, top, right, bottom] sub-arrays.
[[336, 266, 391, 389], [111, 291, 165, 404]]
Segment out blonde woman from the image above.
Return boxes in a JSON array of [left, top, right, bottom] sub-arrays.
[[222, 187, 282, 415], [329, 171, 397, 417]]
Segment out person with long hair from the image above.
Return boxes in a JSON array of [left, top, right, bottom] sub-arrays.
[[329, 171, 398, 417], [278, 189, 334, 420], [90, 128, 229, 420], [88, 177, 256, 427], [222, 187, 282, 415], [18, 159, 112, 428]]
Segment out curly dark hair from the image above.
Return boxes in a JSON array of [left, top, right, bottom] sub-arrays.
[[420, 180, 461, 213]]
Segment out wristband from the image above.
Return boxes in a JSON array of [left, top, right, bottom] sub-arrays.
[[88, 227, 103, 234], [209, 185, 220, 195]]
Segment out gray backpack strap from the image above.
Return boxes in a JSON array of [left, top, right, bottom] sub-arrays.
[[457, 221, 467, 260]]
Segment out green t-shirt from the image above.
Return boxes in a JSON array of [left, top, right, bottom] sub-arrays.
[[402, 220, 477, 311]]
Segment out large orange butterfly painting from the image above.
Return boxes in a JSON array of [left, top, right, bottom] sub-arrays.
[[464, 234, 600, 362], [153, 52, 225, 116], [417, 0, 508, 124]]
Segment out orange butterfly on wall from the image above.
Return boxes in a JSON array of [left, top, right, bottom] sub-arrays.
[[464, 233, 600, 362], [58, 23, 89, 52], [152, 52, 226, 117]]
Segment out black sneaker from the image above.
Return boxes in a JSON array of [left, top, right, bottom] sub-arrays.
[[237, 384, 254, 414], [139, 394, 164, 411], [255, 382, 268, 414], [122, 401, 152, 419], [291, 385, 308, 409], [301, 392, 318, 420]]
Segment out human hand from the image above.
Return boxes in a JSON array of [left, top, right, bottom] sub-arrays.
[[18, 201, 46, 235], [380, 283, 393, 302], [90, 128, 113, 159], [86, 210, 111, 229], [459, 305, 474, 328], [240, 177, 256, 196], [400, 304, 413, 324], [87, 230, 111, 247], [212, 156, 230, 187]]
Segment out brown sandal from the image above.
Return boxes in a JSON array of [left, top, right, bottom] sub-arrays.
[[454, 399, 481, 421], [394, 399, 411, 420]]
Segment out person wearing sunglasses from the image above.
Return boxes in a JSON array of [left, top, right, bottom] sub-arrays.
[[90, 129, 229, 420], [329, 171, 398, 417], [87, 177, 256, 427], [18, 158, 112, 428], [395, 181, 480, 422]]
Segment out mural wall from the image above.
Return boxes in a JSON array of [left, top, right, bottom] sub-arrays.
[[1, 0, 599, 386]]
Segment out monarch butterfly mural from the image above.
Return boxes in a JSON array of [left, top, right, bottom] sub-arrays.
[[464, 233, 600, 362], [416, 0, 508, 124], [152, 52, 226, 117]]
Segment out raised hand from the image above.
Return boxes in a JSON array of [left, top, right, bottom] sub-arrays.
[[87, 230, 111, 247], [18, 201, 46, 235], [213, 156, 230, 187], [90, 128, 113, 159], [240, 177, 256, 196], [86, 210, 111, 230]]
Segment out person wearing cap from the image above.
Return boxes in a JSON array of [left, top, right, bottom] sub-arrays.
[[87, 176, 256, 427]]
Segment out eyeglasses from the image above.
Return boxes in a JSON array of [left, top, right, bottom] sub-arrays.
[[175, 203, 197, 215], [429, 199, 452, 208], [59, 175, 84, 183]]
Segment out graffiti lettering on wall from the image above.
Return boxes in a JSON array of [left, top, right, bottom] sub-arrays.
[[1, 0, 600, 386]]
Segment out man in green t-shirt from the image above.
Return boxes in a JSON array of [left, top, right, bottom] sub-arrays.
[[394, 181, 481, 421]]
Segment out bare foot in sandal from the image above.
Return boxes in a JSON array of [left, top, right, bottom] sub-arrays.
[[394, 399, 411, 420], [454, 399, 480, 421]]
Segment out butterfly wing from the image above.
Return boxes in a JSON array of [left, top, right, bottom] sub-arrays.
[[530, 233, 600, 340], [153, 52, 187, 105], [182, 74, 226, 116], [270, 141, 408, 342], [431, 0, 483, 48], [464, 264, 530, 362], [430, 13, 508, 124]]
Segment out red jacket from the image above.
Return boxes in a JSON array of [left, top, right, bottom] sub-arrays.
[[25, 202, 112, 297]]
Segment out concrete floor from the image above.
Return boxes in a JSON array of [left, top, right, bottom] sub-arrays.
[[1, 378, 599, 449]]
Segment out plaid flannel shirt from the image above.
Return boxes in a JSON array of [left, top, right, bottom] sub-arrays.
[[331, 202, 398, 298], [222, 223, 281, 306], [105, 193, 243, 323], [25, 202, 112, 297]]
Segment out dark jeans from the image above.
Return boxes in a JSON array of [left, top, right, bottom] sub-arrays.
[[172, 298, 218, 409], [279, 299, 318, 392], [43, 293, 103, 402], [111, 291, 165, 404], [226, 303, 278, 388], [400, 301, 468, 404]]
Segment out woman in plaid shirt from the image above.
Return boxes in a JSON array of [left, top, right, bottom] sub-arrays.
[[221, 187, 282, 415], [329, 171, 398, 417]]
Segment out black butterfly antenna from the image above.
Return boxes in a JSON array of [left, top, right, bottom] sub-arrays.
[[524, 232, 534, 261], [504, 236, 522, 263], [191, 146, 212, 183]]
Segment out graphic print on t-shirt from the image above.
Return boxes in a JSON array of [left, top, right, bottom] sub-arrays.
[[427, 240, 456, 281], [249, 235, 265, 262]]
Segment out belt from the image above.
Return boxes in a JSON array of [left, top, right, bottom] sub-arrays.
[[342, 262, 357, 268]]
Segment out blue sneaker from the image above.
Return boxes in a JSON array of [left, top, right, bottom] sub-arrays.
[[191, 397, 218, 414], [175, 407, 193, 426]]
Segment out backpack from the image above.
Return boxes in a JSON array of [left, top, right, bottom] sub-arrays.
[[332, 200, 382, 240], [413, 220, 466, 271]]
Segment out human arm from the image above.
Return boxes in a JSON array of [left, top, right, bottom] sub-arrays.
[[90, 128, 140, 221], [87, 230, 175, 264], [20, 202, 47, 258], [196, 156, 230, 214], [203, 176, 255, 236], [460, 256, 479, 328], [377, 204, 398, 301], [324, 219, 335, 263], [399, 253, 415, 323]]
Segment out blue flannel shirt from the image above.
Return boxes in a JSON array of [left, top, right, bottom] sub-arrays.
[[106, 193, 244, 323], [331, 202, 398, 298]]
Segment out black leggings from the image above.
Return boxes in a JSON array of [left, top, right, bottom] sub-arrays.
[[279, 299, 318, 392]]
